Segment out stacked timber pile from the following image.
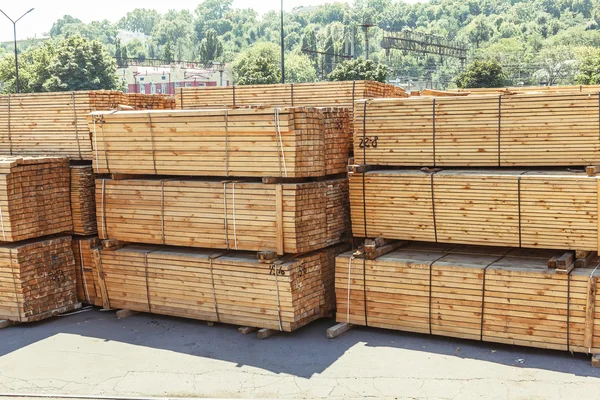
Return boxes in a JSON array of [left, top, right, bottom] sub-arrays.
[[337, 86, 600, 360], [91, 102, 352, 332], [89, 107, 351, 178], [95, 243, 349, 331], [449, 84, 600, 95], [335, 243, 600, 353], [96, 177, 349, 254], [349, 169, 598, 250], [70, 165, 98, 235], [0, 91, 174, 160], [73, 236, 102, 306], [176, 81, 407, 110], [354, 93, 600, 166], [0, 157, 71, 242]]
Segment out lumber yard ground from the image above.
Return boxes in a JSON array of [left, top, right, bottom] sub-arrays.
[[0, 309, 599, 400]]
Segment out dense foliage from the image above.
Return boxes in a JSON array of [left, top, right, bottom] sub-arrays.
[[4, 0, 600, 87], [329, 58, 389, 83], [455, 59, 506, 88]]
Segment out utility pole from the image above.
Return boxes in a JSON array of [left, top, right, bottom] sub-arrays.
[[360, 20, 375, 59], [0, 8, 35, 93], [280, 0, 285, 83], [351, 26, 355, 59]]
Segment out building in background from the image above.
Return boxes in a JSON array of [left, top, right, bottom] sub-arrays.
[[117, 64, 233, 95]]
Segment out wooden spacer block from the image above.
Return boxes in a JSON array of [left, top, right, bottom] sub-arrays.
[[586, 165, 600, 176], [258, 251, 279, 263], [206, 321, 215, 327], [0, 320, 12, 329], [592, 354, 600, 367], [116, 309, 139, 320], [256, 328, 279, 339], [326, 322, 353, 339], [238, 326, 258, 335]]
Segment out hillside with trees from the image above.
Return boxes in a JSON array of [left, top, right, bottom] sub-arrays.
[[3, 0, 600, 91]]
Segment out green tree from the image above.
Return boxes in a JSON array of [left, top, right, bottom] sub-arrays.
[[163, 41, 175, 63], [286, 53, 318, 83], [121, 46, 129, 67], [328, 57, 388, 83], [118, 9, 161, 35], [455, 59, 506, 88], [199, 29, 224, 65], [534, 45, 578, 85], [115, 38, 123, 67], [126, 39, 148, 62], [233, 42, 281, 85], [50, 15, 82, 37], [576, 49, 600, 84], [43, 36, 120, 91]]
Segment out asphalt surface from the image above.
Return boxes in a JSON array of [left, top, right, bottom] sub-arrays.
[[0, 308, 599, 399]]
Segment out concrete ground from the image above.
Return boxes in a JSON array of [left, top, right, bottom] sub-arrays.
[[0, 309, 599, 400]]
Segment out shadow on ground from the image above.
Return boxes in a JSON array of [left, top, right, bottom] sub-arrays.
[[0, 308, 598, 379]]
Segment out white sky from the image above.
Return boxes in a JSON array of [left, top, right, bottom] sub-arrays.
[[0, 0, 355, 42]]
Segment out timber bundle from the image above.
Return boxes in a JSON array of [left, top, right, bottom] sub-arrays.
[[339, 86, 600, 360], [0, 91, 174, 160], [89, 107, 351, 177], [70, 165, 98, 236], [176, 80, 407, 110]]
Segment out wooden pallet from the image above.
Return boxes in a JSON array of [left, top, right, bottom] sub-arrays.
[[335, 243, 600, 354], [93, 243, 349, 332], [0, 235, 78, 323], [350, 169, 599, 251], [0, 156, 72, 242], [73, 236, 102, 306], [71, 164, 97, 235], [0, 91, 174, 160], [96, 177, 350, 255], [176, 81, 407, 110], [89, 107, 351, 178], [354, 92, 600, 167]]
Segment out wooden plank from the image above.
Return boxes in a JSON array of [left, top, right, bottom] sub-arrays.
[[584, 277, 597, 349], [256, 328, 279, 339], [116, 309, 139, 319], [275, 185, 284, 256], [238, 326, 258, 334], [326, 322, 353, 338]]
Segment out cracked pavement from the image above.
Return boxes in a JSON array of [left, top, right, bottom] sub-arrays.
[[0, 309, 599, 399]]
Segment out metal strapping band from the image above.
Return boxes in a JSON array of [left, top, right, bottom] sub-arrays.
[[101, 179, 108, 239], [598, 91, 600, 140], [361, 102, 369, 327], [232, 182, 238, 250], [161, 180, 166, 245], [72, 92, 82, 160], [179, 88, 184, 109], [432, 98, 436, 167], [209, 257, 220, 322], [232, 85, 236, 106], [517, 174, 523, 247], [225, 110, 229, 177], [7, 95, 12, 156], [10, 249, 22, 322], [274, 262, 283, 331], [79, 241, 90, 304], [567, 269, 572, 352], [498, 95, 502, 167], [346, 255, 355, 323], [479, 250, 511, 341], [588, 265, 600, 353], [0, 203, 7, 241], [144, 250, 155, 313], [290, 83, 294, 106], [430, 172, 438, 242], [351, 81, 356, 105], [428, 252, 452, 335], [223, 183, 229, 249], [274, 108, 288, 177], [148, 112, 157, 174]]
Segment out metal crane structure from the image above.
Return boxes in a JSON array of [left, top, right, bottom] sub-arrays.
[[382, 30, 469, 89]]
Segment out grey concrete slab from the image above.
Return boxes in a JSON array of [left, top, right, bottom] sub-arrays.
[[0, 308, 598, 399]]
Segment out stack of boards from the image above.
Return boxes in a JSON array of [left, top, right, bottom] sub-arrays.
[[73, 236, 102, 307], [354, 93, 600, 166], [176, 81, 408, 110], [71, 165, 98, 236], [97, 178, 349, 255], [449, 84, 600, 95], [350, 169, 598, 251], [94, 243, 349, 331], [335, 243, 600, 354], [0, 91, 174, 160], [89, 107, 351, 177]]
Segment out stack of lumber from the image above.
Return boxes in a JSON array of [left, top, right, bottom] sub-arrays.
[[89, 107, 351, 177], [354, 93, 600, 166], [349, 169, 598, 251], [0, 157, 71, 242], [0, 235, 78, 322], [95, 243, 349, 331], [335, 243, 600, 353], [449, 84, 600, 95], [96, 177, 350, 255], [73, 236, 102, 306], [176, 81, 407, 110], [0, 91, 174, 160], [70, 165, 97, 235]]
